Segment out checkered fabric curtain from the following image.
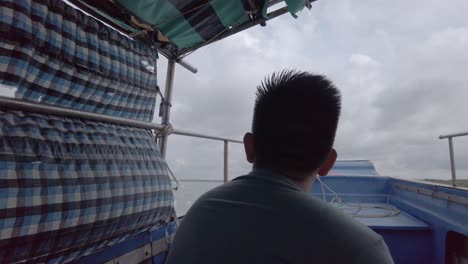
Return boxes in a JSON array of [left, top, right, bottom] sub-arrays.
[[0, 0, 174, 263], [1, 0, 158, 122]]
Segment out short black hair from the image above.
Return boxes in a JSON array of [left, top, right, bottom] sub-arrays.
[[252, 70, 341, 178]]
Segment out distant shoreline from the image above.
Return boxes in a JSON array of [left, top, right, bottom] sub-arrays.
[[174, 178, 468, 187], [176, 179, 223, 182], [424, 179, 468, 187]]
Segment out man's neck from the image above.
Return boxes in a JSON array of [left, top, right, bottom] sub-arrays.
[[291, 176, 316, 192], [276, 169, 317, 192], [253, 165, 316, 192]]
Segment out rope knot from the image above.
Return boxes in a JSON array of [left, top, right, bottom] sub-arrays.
[[156, 122, 174, 138]]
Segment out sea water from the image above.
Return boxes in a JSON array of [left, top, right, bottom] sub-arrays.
[[173, 180, 223, 215]]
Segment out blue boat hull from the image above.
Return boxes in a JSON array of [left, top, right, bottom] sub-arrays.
[[311, 176, 468, 264]]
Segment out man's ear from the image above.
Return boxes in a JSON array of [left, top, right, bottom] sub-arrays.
[[318, 148, 337, 176], [243, 132, 255, 164]]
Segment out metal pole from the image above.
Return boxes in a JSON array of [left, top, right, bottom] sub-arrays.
[[175, 58, 198, 74], [175, 128, 243, 143], [159, 59, 176, 157], [0, 96, 166, 130], [448, 137, 457, 187], [0, 96, 244, 144], [224, 140, 228, 183]]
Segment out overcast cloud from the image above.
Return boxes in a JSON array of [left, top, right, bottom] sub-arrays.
[[157, 0, 468, 181]]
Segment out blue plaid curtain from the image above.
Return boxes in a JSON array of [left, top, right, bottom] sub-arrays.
[[0, 0, 174, 263]]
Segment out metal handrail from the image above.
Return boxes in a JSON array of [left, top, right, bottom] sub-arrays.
[[0, 95, 242, 184], [0, 95, 166, 130], [0, 96, 241, 141], [439, 131, 468, 187], [169, 132, 242, 183], [174, 128, 242, 143], [170, 129, 243, 183]]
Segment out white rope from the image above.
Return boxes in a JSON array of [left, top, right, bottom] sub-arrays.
[[166, 162, 179, 191], [155, 122, 174, 138], [316, 176, 400, 218], [316, 176, 341, 203]]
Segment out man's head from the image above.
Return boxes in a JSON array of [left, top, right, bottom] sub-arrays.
[[244, 70, 341, 180]]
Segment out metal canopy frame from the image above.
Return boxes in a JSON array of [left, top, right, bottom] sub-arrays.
[[174, 0, 315, 58], [66, 0, 315, 61], [154, 1, 315, 72], [176, 4, 297, 57], [155, 1, 315, 163], [159, 59, 176, 158]]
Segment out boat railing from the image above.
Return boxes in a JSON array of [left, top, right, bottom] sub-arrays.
[[439, 131, 468, 187], [0, 95, 242, 187], [168, 129, 243, 184]]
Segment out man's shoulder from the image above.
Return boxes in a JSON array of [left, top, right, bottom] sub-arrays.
[[178, 176, 393, 263], [189, 173, 382, 244], [193, 173, 284, 201], [200, 177, 381, 243], [283, 195, 391, 262], [299, 196, 382, 240]]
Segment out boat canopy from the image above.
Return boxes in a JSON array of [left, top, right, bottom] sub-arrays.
[[69, 0, 315, 58]]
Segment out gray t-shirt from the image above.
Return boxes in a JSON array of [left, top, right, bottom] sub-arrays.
[[166, 169, 394, 264]]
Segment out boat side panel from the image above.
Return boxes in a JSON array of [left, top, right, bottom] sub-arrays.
[[388, 178, 468, 264], [374, 229, 434, 264]]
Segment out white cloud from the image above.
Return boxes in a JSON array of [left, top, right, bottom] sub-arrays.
[[349, 54, 379, 67]]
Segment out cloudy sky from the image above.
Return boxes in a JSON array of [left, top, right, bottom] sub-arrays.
[[156, 0, 468, 181]]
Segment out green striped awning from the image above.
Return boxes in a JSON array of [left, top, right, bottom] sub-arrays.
[[69, 0, 313, 57]]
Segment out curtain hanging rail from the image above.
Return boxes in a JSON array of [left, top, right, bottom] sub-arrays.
[[0, 96, 242, 143]]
